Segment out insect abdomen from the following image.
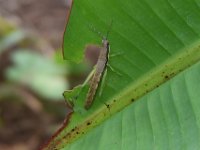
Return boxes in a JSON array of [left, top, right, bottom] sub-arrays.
[[84, 72, 102, 109]]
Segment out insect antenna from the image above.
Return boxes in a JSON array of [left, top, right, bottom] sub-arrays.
[[105, 20, 113, 40], [88, 20, 113, 40], [88, 24, 104, 40]]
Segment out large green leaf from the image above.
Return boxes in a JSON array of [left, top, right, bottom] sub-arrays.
[[42, 0, 200, 149], [62, 60, 200, 150]]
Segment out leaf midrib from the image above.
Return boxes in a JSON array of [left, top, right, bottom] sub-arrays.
[[51, 39, 200, 150]]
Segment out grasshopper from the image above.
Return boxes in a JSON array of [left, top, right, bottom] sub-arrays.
[[84, 21, 115, 109], [84, 37, 110, 109]]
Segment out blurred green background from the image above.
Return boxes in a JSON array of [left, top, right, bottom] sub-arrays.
[[0, 0, 95, 149]]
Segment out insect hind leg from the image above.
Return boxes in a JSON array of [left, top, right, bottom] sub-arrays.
[[107, 51, 124, 76], [107, 63, 122, 76]]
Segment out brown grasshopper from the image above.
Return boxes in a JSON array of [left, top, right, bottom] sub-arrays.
[[84, 37, 110, 109], [84, 21, 115, 109]]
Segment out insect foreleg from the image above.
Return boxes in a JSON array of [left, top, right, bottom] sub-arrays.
[[109, 51, 124, 58]]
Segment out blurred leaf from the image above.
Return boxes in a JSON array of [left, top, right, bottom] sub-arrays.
[[0, 17, 26, 54], [0, 30, 26, 53], [0, 17, 15, 37], [6, 50, 68, 100]]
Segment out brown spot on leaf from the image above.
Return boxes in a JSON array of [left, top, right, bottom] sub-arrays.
[[87, 122, 91, 126], [165, 75, 169, 79]]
